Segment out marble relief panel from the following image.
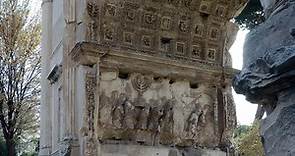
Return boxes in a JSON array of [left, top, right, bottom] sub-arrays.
[[97, 71, 221, 146]]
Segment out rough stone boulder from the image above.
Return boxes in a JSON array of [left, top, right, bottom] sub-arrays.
[[233, 0, 295, 155]]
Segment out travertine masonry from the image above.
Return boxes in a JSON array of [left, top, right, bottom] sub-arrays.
[[40, 0, 246, 155]]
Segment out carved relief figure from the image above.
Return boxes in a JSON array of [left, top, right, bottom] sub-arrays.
[[111, 93, 127, 129], [186, 110, 201, 138], [123, 100, 136, 129], [136, 106, 150, 130], [148, 106, 164, 131], [99, 91, 117, 127], [184, 93, 211, 138], [160, 100, 174, 133], [201, 105, 210, 123]]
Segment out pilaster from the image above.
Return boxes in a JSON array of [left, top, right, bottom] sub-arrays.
[[40, 0, 53, 155]]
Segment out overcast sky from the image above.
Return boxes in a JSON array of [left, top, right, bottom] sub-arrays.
[[229, 30, 257, 125]]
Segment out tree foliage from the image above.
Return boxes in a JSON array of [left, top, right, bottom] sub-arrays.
[[0, 136, 8, 156], [0, 0, 41, 155], [235, 0, 265, 29], [234, 122, 264, 156]]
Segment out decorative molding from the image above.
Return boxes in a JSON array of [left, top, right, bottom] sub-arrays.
[[84, 73, 97, 156], [87, 1, 99, 18], [69, 42, 238, 83]]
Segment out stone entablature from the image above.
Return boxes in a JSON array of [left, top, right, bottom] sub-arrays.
[[70, 42, 238, 80]]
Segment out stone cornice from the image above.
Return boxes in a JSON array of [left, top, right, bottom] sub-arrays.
[[70, 42, 237, 82]]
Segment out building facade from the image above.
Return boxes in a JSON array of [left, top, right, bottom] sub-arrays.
[[40, 0, 246, 155]]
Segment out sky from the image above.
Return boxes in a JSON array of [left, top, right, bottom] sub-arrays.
[[229, 30, 258, 125], [31, 1, 256, 125]]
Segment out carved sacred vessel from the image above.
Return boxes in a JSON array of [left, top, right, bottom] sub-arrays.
[[40, 0, 246, 156]]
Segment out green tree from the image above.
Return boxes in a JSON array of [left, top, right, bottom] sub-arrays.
[[234, 122, 264, 156], [235, 0, 265, 29], [0, 0, 41, 155]]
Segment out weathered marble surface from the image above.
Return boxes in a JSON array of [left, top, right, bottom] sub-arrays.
[[97, 72, 220, 147], [233, 0, 295, 155], [99, 144, 227, 156], [40, 0, 246, 155]]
